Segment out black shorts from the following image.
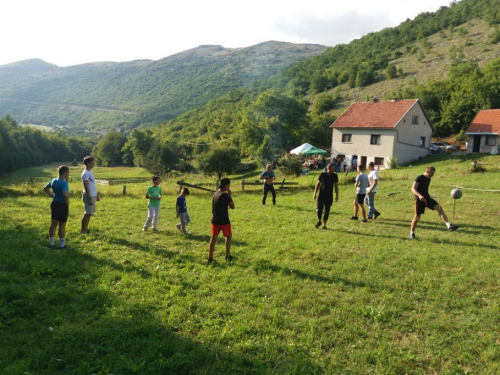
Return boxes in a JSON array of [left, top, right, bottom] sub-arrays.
[[51, 201, 69, 222], [354, 193, 365, 204], [415, 197, 438, 215]]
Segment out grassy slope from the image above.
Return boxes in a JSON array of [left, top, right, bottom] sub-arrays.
[[325, 18, 500, 113], [1, 155, 499, 374]]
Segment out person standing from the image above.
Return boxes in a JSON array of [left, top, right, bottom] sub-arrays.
[[81, 156, 99, 234], [176, 187, 191, 235], [343, 158, 348, 172], [208, 178, 235, 263], [43, 165, 70, 249], [351, 164, 368, 222], [260, 164, 276, 206], [313, 163, 339, 229], [142, 176, 162, 232], [409, 166, 459, 239], [365, 162, 381, 219]]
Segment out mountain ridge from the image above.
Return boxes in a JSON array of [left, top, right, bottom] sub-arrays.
[[0, 41, 327, 134]]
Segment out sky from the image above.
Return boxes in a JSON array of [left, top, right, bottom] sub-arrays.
[[1, 0, 453, 67]]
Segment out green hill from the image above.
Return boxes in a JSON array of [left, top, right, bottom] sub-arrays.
[[0, 42, 327, 135], [152, 0, 500, 153]]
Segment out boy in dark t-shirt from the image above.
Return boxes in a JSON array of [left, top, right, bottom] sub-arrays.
[[409, 166, 459, 239], [313, 164, 339, 229], [208, 178, 235, 263]]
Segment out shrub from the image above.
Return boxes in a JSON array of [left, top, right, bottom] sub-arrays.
[[278, 155, 303, 177], [389, 156, 399, 169]]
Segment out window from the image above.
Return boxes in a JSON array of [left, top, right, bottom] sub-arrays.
[[374, 157, 384, 166], [486, 136, 496, 146], [370, 135, 380, 145], [342, 134, 352, 143], [420, 137, 426, 147], [412, 115, 419, 125]]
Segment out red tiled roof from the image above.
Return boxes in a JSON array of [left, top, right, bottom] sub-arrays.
[[465, 109, 500, 134], [331, 99, 420, 128]]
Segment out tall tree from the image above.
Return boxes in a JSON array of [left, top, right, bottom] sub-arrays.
[[92, 130, 128, 167], [198, 147, 241, 181]]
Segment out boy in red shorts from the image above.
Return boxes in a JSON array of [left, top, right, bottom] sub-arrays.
[[208, 178, 235, 263]]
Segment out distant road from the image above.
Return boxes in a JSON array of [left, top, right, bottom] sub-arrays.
[[0, 97, 138, 114]]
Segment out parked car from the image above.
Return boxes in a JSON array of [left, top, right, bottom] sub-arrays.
[[431, 142, 459, 151], [429, 144, 442, 154]]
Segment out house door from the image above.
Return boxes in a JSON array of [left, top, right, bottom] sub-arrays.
[[361, 156, 367, 167], [472, 135, 481, 152]]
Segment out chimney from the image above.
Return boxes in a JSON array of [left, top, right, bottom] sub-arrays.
[[371, 96, 379, 103]]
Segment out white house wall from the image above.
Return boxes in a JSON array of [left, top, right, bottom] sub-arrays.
[[331, 128, 395, 168], [393, 106, 433, 165]]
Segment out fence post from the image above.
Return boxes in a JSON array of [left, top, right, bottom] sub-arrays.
[[242, 180, 245, 192], [122, 185, 127, 195], [179, 180, 184, 194]]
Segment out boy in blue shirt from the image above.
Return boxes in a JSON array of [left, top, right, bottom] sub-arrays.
[[176, 187, 191, 235], [43, 165, 70, 249]]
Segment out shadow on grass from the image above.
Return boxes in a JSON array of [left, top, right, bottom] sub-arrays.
[[251, 259, 393, 291], [0, 227, 322, 374], [189, 234, 248, 247], [107, 236, 183, 260]]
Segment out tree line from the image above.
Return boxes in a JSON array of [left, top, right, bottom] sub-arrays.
[[0, 115, 94, 175]]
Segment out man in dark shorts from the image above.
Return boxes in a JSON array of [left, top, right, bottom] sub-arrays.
[[260, 164, 276, 206], [313, 163, 339, 229], [409, 166, 459, 239], [43, 165, 70, 249], [208, 178, 235, 263]]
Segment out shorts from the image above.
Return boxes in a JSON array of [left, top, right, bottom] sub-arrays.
[[354, 193, 365, 204], [211, 223, 232, 237], [415, 197, 438, 215], [83, 194, 97, 215], [51, 201, 69, 222]]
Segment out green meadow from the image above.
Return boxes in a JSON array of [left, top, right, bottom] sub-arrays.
[[1, 154, 499, 374]]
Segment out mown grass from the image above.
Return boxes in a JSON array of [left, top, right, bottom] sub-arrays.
[[1, 154, 499, 374]]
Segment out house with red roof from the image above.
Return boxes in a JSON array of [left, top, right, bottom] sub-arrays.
[[464, 109, 500, 153], [330, 97, 434, 168]]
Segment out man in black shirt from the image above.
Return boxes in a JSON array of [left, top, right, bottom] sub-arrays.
[[409, 166, 458, 239], [208, 178, 235, 263], [313, 164, 339, 229]]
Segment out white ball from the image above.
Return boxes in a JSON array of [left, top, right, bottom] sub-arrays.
[[451, 189, 462, 199]]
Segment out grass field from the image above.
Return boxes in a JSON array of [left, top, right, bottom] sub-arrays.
[[1, 154, 499, 374]]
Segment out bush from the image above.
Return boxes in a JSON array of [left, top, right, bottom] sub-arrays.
[[389, 156, 399, 169], [278, 155, 303, 177], [178, 160, 194, 173]]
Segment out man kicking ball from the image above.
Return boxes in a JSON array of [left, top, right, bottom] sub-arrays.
[[409, 166, 459, 239]]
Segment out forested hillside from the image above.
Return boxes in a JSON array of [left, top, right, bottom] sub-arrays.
[[0, 42, 326, 135], [147, 0, 500, 158]]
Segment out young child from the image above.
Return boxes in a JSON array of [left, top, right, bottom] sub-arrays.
[[351, 164, 368, 222], [176, 187, 191, 235], [142, 176, 162, 232], [43, 165, 70, 249]]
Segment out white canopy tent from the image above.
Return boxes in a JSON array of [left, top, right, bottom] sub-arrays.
[[290, 143, 314, 155]]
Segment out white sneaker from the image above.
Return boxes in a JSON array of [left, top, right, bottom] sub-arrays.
[[142, 227, 147, 232], [184, 231, 192, 235]]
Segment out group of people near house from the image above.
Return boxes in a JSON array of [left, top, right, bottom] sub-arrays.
[[43, 155, 458, 262]]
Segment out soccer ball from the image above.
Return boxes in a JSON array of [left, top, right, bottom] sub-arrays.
[[451, 188, 462, 199]]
